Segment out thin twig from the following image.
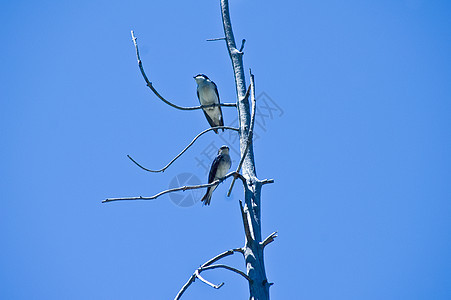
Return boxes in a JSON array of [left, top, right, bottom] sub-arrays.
[[227, 70, 256, 196], [261, 231, 278, 248], [206, 37, 226, 41], [103, 172, 245, 203], [239, 39, 246, 52], [127, 126, 239, 173], [261, 179, 274, 185], [131, 31, 236, 110], [174, 248, 244, 300]]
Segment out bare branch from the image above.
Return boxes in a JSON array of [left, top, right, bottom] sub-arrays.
[[206, 37, 245, 55], [239, 39, 246, 53], [127, 126, 239, 173], [261, 231, 278, 248], [206, 37, 226, 41], [248, 70, 257, 136], [195, 270, 224, 289], [131, 30, 236, 110], [261, 179, 275, 185], [201, 264, 252, 282], [239, 200, 253, 242], [227, 71, 256, 196], [176, 263, 251, 299], [174, 248, 244, 300], [201, 248, 243, 267], [103, 172, 245, 203], [174, 274, 196, 300]]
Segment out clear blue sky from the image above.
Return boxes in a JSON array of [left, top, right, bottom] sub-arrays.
[[1, 0, 450, 299]]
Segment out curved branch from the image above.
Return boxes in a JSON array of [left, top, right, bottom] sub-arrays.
[[174, 248, 246, 300], [201, 264, 252, 282], [127, 126, 239, 173], [131, 31, 236, 110], [103, 172, 245, 203], [174, 274, 196, 300], [201, 248, 243, 267]]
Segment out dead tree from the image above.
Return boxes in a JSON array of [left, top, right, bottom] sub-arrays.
[[103, 1, 276, 299]]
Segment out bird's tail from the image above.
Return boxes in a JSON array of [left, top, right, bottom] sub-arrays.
[[201, 187, 214, 205]]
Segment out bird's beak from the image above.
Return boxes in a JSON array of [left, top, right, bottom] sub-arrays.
[[193, 76, 196, 79]]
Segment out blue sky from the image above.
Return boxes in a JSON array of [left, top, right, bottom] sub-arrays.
[[1, 0, 450, 299]]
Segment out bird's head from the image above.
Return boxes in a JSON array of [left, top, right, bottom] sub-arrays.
[[218, 145, 229, 155], [193, 74, 210, 84]]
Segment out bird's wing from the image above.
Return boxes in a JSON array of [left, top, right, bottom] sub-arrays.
[[202, 110, 219, 133], [212, 81, 224, 127], [208, 154, 223, 183], [198, 89, 219, 133]]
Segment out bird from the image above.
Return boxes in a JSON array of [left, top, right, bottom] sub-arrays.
[[201, 145, 232, 205], [194, 74, 224, 133]]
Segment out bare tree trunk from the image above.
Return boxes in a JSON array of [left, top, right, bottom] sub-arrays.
[[105, 1, 276, 298], [220, 1, 271, 299]]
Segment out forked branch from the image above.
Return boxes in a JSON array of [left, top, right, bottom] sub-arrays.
[[127, 126, 239, 173], [103, 172, 245, 203], [261, 231, 278, 248], [194, 270, 224, 289], [174, 248, 246, 300], [131, 31, 236, 110]]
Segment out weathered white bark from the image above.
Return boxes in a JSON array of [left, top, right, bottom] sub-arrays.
[[220, 1, 271, 299], [107, 2, 275, 298]]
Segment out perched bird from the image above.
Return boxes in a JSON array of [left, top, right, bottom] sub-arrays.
[[201, 145, 232, 205], [194, 74, 224, 133]]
